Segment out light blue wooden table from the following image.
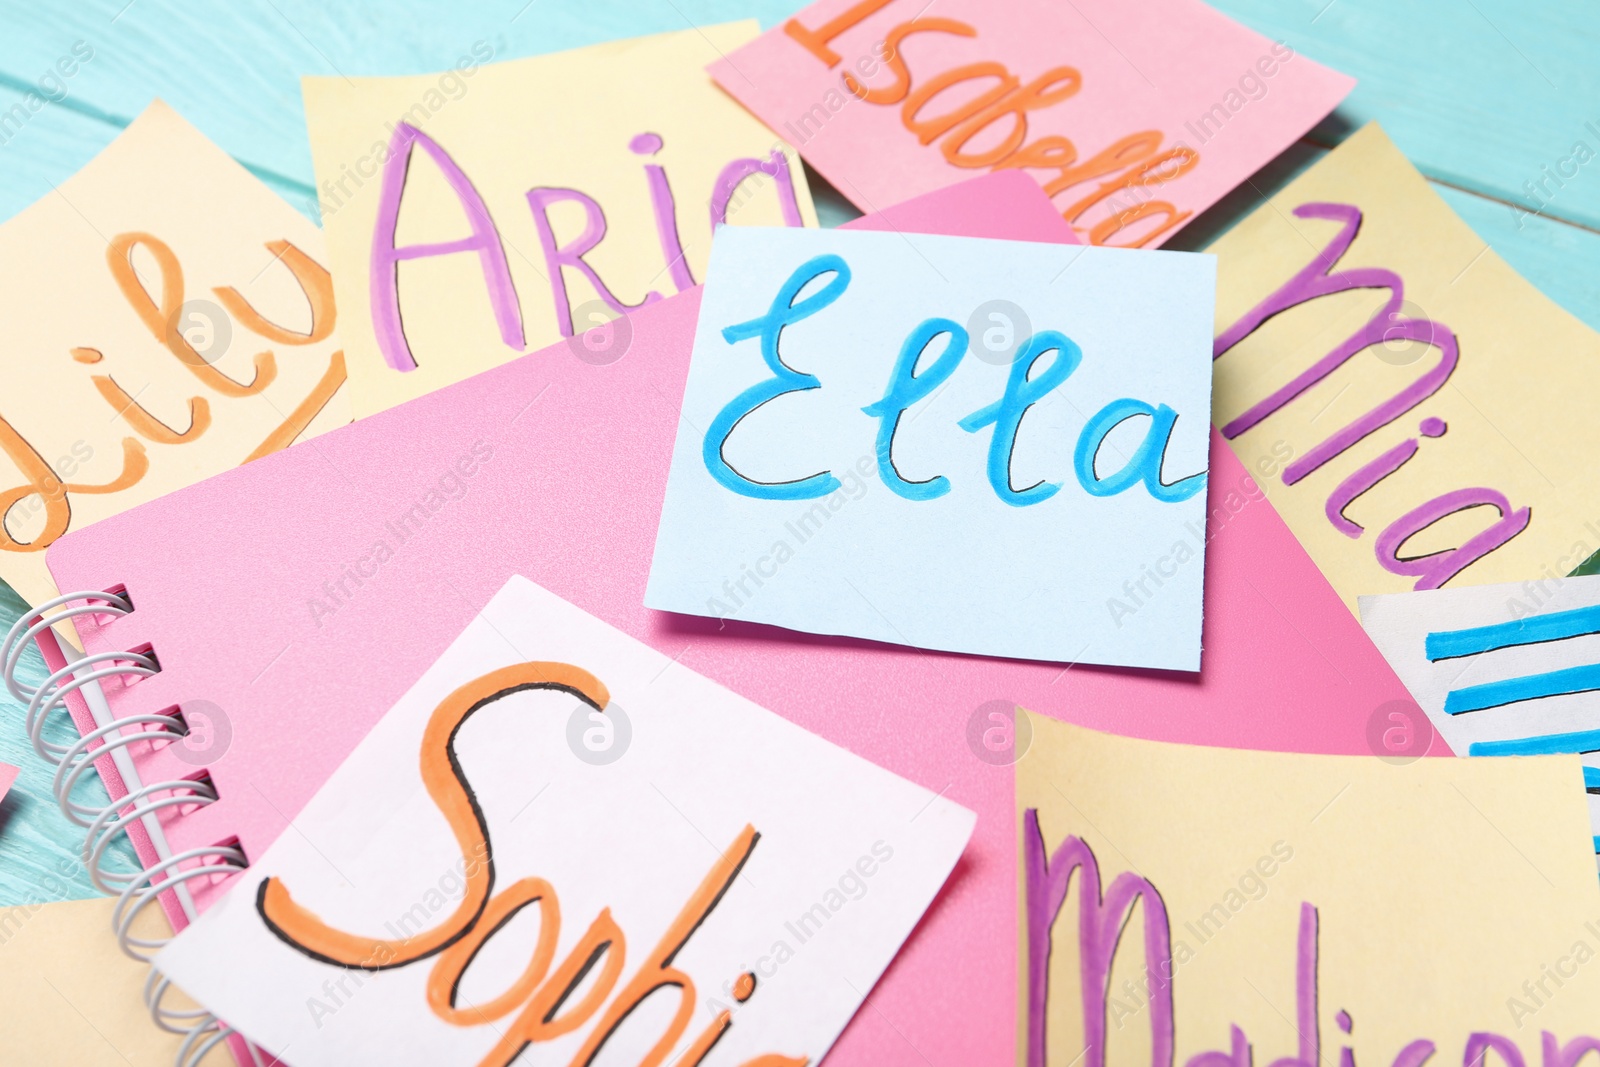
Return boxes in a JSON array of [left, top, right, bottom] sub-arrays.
[[2, 0, 1598, 905]]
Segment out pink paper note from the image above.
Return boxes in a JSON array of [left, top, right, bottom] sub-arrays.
[[0, 764, 15, 802], [711, 0, 1353, 247], [48, 175, 1410, 1066]]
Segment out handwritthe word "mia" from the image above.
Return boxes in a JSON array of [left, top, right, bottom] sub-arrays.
[[704, 254, 1206, 508]]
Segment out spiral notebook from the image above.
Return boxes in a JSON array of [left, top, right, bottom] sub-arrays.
[[27, 173, 1414, 1066]]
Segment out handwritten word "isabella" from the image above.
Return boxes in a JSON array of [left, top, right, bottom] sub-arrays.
[[782, 0, 1198, 247]]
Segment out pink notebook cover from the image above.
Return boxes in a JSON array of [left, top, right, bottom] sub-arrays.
[[47, 171, 1414, 1067]]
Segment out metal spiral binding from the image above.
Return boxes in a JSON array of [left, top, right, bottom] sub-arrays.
[[4, 591, 259, 1065], [177, 1015, 240, 1067], [86, 778, 218, 895], [145, 971, 265, 1066], [145, 963, 214, 1032]]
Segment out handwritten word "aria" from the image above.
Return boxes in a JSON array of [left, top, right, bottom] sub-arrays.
[[368, 123, 806, 374]]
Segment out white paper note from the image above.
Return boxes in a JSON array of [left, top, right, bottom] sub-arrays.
[[156, 576, 975, 1065]]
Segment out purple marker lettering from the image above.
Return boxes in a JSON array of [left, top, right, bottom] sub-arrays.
[[1324, 418, 1448, 536], [1388, 1039, 1435, 1067], [1374, 487, 1531, 590], [1543, 1033, 1600, 1067], [1463, 1033, 1524, 1067], [1213, 203, 1459, 484], [525, 186, 661, 337], [1023, 808, 1174, 1067], [1325, 439, 1419, 537], [1335, 1009, 1356, 1067], [710, 150, 806, 229], [370, 121, 525, 371], [630, 132, 696, 293], [1186, 1026, 1253, 1067], [1266, 902, 1320, 1067]]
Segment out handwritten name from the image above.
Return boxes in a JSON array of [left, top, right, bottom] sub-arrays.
[[1214, 202, 1529, 591], [259, 661, 807, 1067], [780, 0, 1198, 246], [704, 254, 1206, 507], [1023, 808, 1598, 1067], [0, 233, 344, 552], [367, 123, 805, 374]]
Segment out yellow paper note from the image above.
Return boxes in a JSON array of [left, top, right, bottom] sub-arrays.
[[303, 23, 818, 418], [1209, 123, 1600, 610], [0, 101, 349, 612], [0, 896, 221, 1065], [1017, 712, 1600, 1066]]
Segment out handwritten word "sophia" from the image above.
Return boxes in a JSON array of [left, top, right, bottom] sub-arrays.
[[258, 662, 806, 1067], [703, 254, 1206, 508]]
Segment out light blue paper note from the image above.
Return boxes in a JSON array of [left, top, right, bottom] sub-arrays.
[[645, 227, 1216, 670]]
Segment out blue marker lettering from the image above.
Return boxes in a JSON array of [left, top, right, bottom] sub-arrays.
[[861, 318, 969, 500], [703, 255, 850, 499], [959, 330, 1081, 507], [1073, 398, 1206, 503]]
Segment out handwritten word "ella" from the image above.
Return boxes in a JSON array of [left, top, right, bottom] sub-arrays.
[[258, 662, 806, 1067], [704, 254, 1206, 508]]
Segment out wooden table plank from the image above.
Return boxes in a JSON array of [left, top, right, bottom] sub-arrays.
[[0, 0, 811, 210], [1210, 0, 1600, 230]]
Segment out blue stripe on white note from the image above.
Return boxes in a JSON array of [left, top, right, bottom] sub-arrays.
[[1469, 728, 1600, 756], [1443, 663, 1600, 714], [1426, 603, 1600, 661]]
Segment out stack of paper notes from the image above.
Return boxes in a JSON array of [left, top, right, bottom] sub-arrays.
[[1, 2, 1598, 1065]]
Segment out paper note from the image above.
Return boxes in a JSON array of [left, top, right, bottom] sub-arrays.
[[0, 101, 349, 612], [710, 0, 1352, 247], [0, 896, 194, 1066], [1210, 122, 1600, 611], [1018, 714, 1600, 1065], [305, 24, 817, 418], [156, 576, 974, 1065], [1361, 575, 1600, 857], [645, 226, 1215, 669]]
